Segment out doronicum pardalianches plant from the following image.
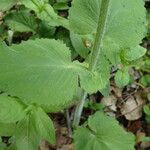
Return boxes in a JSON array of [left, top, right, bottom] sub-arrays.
[[0, 0, 148, 150]]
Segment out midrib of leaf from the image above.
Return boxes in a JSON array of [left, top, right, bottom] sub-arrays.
[[73, 0, 111, 128]]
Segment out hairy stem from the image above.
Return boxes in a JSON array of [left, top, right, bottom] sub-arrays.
[[73, 0, 110, 128], [89, 0, 110, 71], [73, 91, 88, 127]]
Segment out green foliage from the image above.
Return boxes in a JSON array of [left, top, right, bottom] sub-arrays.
[[0, 95, 26, 123], [0, 39, 85, 112], [31, 106, 56, 144], [79, 55, 110, 93], [115, 68, 130, 88], [37, 21, 56, 38], [0, 0, 148, 149], [0, 137, 6, 149], [15, 113, 40, 150], [74, 112, 135, 150], [20, 0, 69, 29], [53, 1, 69, 10], [144, 104, 150, 122], [69, 0, 146, 91], [70, 33, 89, 58], [140, 75, 150, 87], [15, 106, 55, 150], [0, 122, 16, 136], [0, 95, 55, 149], [0, 0, 17, 11], [70, 33, 93, 58], [122, 46, 147, 62], [4, 9, 38, 33], [69, 0, 146, 47]]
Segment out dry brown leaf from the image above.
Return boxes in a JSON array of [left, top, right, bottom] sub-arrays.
[[101, 95, 117, 112], [111, 86, 122, 98], [121, 94, 145, 121]]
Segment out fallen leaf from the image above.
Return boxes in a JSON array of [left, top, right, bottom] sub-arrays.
[[101, 95, 117, 112], [121, 94, 145, 121], [111, 86, 122, 98]]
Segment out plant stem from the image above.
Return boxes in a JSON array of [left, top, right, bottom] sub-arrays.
[[89, 0, 110, 71], [73, 91, 88, 127], [73, 0, 110, 128]]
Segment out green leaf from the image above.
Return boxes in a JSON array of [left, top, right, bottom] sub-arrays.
[[0, 0, 17, 11], [144, 105, 150, 122], [20, 0, 69, 29], [139, 75, 150, 87], [80, 54, 110, 93], [69, 0, 146, 93], [32, 107, 56, 144], [69, 0, 146, 69], [0, 95, 26, 123], [37, 21, 56, 38], [115, 68, 130, 88], [5, 9, 38, 32], [0, 39, 81, 112], [15, 114, 40, 150], [53, 2, 69, 10], [122, 46, 147, 61], [69, 0, 146, 48], [74, 112, 135, 150], [102, 37, 121, 66], [4, 144, 17, 150], [144, 105, 150, 116], [55, 28, 73, 51], [70, 32, 91, 58], [0, 122, 16, 136], [15, 105, 55, 150], [99, 84, 110, 97]]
